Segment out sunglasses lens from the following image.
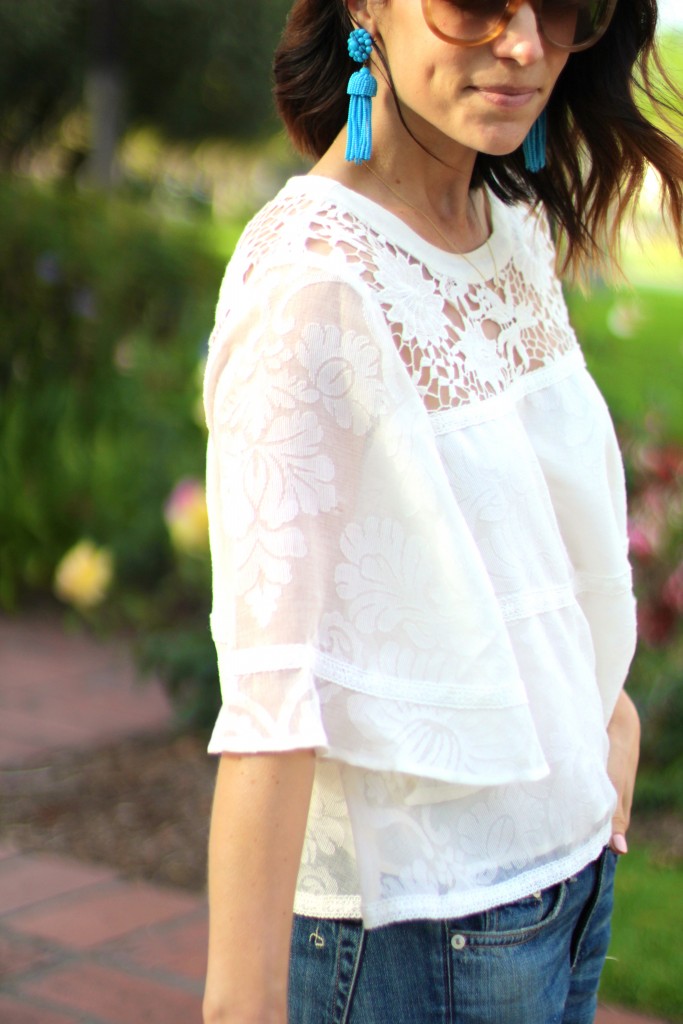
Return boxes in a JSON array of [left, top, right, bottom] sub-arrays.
[[425, 0, 615, 50], [540, 0, 614, 48], [425, 0, 508, 43]]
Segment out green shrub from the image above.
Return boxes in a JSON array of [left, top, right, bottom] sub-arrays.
[[0, 176, 228, 722], [567, 283, 683, 811], [137, 622, 221, 730]]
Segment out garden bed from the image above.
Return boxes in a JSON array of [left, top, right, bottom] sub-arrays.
[[0, 731, 216, 891]]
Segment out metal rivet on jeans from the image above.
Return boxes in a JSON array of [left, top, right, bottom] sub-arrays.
[[451, 934, 466, 950]]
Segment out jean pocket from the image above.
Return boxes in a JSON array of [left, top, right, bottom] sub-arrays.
[[570, 845, 617, 970], [289, 916, 365, 1024], [449, 880, 568, 949]]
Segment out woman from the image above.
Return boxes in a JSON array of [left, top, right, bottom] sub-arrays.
[[203, 2, 682, 1022]]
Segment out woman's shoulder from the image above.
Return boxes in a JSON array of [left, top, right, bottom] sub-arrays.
[[213, 176, 372, 323], [232, 176, 352, 269]]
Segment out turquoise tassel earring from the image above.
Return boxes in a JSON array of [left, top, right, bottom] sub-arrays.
[[345, 28, 377, 165], [523, 110, 547, 172]]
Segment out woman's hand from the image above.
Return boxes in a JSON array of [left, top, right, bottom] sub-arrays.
[[606, 690, 641, 855]]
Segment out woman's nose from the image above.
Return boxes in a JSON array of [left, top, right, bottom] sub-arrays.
[[491, 2, 545, 64]]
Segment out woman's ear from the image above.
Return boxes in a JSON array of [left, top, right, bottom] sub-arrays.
[[346, 0, 376, 35]]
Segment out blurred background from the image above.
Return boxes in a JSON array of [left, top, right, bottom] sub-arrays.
[[0, 0, 302, 727], [0, 2, 681, 1020]]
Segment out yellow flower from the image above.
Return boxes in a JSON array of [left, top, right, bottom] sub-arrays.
[[54, 540, 114, 609], [164, 478, 209, 555]]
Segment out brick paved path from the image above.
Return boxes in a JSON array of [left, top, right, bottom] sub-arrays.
[[0, 616, 171, 767], [0, 613, 670, 1023], [0, 844, 206, 1023]]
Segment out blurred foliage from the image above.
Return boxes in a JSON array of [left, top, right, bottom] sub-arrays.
[[0, 0, 87, 165], [641, 28, 683, 143], [567, 284, 683, 812], [623, 443, 683, 814], [0, 0, 291, 166], [137, 624, 222, 729], [0, 176, 228, 724], [124, 0, 290, 142], [566, 286, 683, 443]]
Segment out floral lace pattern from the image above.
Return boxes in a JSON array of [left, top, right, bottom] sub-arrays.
[[211, 308, 388, 627], [205, 177, 637, 927], [225, 176, 577, 415]]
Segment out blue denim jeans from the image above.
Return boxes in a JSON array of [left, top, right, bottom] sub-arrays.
[[288, 846, 617, 1024]]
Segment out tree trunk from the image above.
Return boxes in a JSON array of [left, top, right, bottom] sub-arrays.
[[85, 0, 124, 188]]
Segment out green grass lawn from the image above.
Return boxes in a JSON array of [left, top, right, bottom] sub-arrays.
[[600, 844, 683, 1022], [566, 282, 683, 443]]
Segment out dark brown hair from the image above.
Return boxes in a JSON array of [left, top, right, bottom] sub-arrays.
[[273, 0, 683, 273]]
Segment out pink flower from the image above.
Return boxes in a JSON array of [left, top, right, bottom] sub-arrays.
[[627, 519, 654, 559], [164, 479, 209, 555], [639, 444, 683, 484]]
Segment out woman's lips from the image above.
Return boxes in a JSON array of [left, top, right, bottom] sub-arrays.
[[472, 86, 540, 108]]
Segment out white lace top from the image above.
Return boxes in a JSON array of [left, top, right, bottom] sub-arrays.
[[205, 175, 637, 928]]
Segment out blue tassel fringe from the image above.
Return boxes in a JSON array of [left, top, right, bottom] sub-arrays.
[[345, 66, 377, 165], [523, 110, 547, 173]]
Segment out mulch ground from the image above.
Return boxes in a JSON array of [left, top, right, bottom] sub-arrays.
[[0, 732, 217, 891], [1, 733, 681, 892]]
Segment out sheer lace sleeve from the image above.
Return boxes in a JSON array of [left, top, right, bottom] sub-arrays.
[[204, 260, 549, 789]]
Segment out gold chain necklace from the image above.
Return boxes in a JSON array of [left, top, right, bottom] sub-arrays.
[[363, 161, 499, 288]]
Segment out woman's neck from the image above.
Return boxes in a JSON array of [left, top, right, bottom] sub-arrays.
[[312, 135, 489, 254], [311, 83, 490, 252]]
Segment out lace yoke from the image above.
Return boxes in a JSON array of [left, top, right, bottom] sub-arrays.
[[218, 176, 576, 416], [204, 176, 637, 928]]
